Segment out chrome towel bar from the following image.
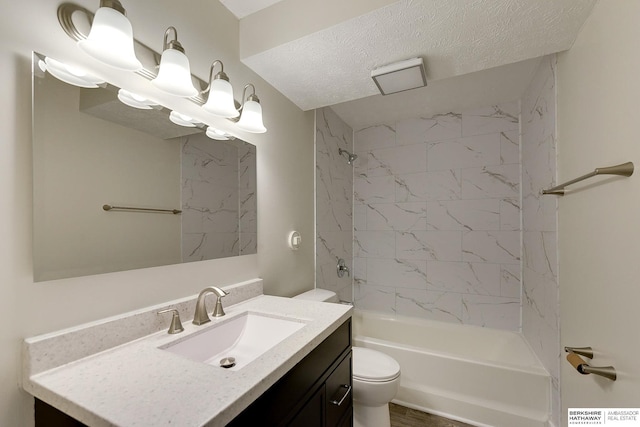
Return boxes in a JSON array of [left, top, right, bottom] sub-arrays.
[[103, 204, 182, 215], [542, 162, 633, 195]]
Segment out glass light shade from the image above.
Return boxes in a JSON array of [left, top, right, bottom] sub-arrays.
[[77, 7, 142, 71], [237, 99, 266, 133], [205, 127, 230, 140], [117, 89, 156, 109], [151, 49, 198, 97], [43, 57, 105, 88], [202, 78, 239, 118], [169, 111, 198, 127]]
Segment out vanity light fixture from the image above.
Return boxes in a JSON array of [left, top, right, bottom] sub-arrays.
[[205, 127, 231, 140], [43, 56, 105, 88], [202, 60, 239, 118], [151, 27, 199, 98], [117, 89, 157, 109], [236, 84, 267, 134], [371, 57, 427, 95], [77, 0, 142, 71], [55, 4, 269, 133], [169, 110, 200, 127]]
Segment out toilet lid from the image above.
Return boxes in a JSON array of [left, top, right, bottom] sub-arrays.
[[352, 347, 400, 382]]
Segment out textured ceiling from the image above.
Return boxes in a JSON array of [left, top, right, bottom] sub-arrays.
[[221, 0, 597, 125]]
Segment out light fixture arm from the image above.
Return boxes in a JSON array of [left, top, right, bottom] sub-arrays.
[[163, 26, 184, 53], [203, 60, 229, 94], [239, 83, 259, 111], [100, 0, 125, 14]]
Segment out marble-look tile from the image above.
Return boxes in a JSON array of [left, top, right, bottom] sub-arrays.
[[499, 197, 520, 231], [351, 102, 527, 333], [354, 230, 395, 258], [522, 267, 559, 333], [427, 133, 501, 171], [396, 170, 463, 202], [353, 257, 367, 284], [366, 258, 428, 289], [462, 230, 520, 264], [523, 231, 557, 279], [354, 283, 396, 314], [396, 231, 462, 261], [368, 144, 427, 177], [317, 231, 352, 288], [315, 107, 353, 299], [182, 232, 238, 262], [500, 129, 520, 165], [355, 175, 396, 204], [462, 101, 520, 137], [239, 233, 257, 256], [427, 199, 500, 231], [355, 123, 396, 151], [461, 164, 520, 199], [366, 202, 427, 231], [462, 294, 520, 330], [427, 261, 501, 296], [501, 264, 522, 298], [395, 113, 462, 145], [353, 203, 367, 231], [521, 54, 559, 426], [395, 289, 463, 323], [203, 206, 239, 233]]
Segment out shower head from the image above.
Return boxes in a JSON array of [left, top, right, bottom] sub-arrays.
[[338, 148, 358, 165]]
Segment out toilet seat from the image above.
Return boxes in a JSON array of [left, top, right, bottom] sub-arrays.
[[352, 347, 400, 382]]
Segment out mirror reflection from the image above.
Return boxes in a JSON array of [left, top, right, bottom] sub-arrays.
[[32, 52, 257, 282]]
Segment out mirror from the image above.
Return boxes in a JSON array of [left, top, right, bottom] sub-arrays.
[[32, 52, 257, 282]]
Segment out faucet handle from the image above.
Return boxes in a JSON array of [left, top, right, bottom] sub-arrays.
[[211, 288, 229, 318], [158, 309, 184, 334]]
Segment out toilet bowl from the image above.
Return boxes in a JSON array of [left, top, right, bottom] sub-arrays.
[[352, 347, 400, 427], [293, 289, 401, 427]]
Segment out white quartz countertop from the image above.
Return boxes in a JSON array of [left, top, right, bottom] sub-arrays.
[[24, 295, 352, 426]]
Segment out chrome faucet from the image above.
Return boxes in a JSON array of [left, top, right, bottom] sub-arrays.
[[192, 286, 229, 325]]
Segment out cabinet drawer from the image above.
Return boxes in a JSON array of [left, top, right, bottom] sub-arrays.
[[326, 352, 352, 427]]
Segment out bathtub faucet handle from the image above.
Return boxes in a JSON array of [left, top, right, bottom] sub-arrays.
[[337, 258, 350, 278]]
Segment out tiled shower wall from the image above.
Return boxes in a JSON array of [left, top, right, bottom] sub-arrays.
[[353, 101, 522, 331], [181, 134, 257, 262], [316, 107, 354, 302], [521, 55, 559, 426]]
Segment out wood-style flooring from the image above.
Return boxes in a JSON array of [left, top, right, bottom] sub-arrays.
[[389, 403, 474, 427]]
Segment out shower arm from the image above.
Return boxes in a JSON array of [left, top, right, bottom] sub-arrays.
[[338, 148, 357, 164]]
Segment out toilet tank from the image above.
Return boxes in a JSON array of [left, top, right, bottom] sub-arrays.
[[293, 289, 339, 303]]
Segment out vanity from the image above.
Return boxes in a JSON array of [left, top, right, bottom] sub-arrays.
[[23, 280, 353, 426]]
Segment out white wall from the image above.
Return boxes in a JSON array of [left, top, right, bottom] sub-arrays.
[[0, 0, 314, 425], [557, 0, 640, 421]]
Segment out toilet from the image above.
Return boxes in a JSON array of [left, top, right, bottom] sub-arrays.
[[293, 289, 401, 427]]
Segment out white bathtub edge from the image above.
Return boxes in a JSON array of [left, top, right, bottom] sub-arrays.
[[393, 383, 549, 427]]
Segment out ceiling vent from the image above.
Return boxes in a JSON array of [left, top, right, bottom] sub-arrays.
[[371, 57, 427, 95]]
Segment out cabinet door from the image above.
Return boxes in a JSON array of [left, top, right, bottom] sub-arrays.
[[288, 385, 324, 427], [326, 352, 352, 427]]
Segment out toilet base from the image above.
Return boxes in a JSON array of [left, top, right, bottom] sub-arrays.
[[353, 402, 391, 427]]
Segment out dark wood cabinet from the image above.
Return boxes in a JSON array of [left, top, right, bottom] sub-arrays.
[[229, 318, 353, 427], [35, 318, 352, 427]]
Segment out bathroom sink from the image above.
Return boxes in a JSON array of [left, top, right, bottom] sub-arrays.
[[160, 312, 307, 370]]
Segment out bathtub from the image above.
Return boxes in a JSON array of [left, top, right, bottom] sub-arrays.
[[352, 310, 550, 427]]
